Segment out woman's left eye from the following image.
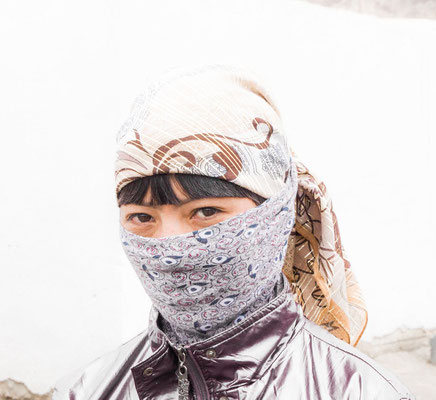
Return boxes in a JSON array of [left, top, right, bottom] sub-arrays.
[[128, 213, 152, 223], [194, 207, 220, 218]]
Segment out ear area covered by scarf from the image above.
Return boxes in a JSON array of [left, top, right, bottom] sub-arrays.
[[282, 151, 368, 346]]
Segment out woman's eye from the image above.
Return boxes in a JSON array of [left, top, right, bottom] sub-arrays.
[[129, 213, 152, 223], [194, 207, 220, 218]]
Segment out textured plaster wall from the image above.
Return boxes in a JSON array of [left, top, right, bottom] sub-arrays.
[[0, 380, 52, 400], [304, 0, 436, 19]]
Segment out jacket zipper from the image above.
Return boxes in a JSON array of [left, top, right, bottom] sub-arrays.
[[176, 345, 210, 400], [176, 346, 190, 400]]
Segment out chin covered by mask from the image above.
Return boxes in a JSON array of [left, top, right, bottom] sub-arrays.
[[119, 161, 298, 345]]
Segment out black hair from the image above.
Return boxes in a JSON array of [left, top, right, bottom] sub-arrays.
[[117, 174, 266, 207]]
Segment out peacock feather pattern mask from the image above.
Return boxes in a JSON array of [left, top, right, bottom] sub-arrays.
[[120, 165, 297, 345]]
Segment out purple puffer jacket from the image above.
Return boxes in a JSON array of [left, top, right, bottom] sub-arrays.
[[52, 276, 415, 400]]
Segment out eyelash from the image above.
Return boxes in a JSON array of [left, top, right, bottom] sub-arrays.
[[193, 207, 221, 218], [127, 207, 222, 223], [127, 213, 152, 223]]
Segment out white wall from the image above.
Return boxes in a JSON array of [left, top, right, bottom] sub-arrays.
[[0, 0, 435, 394]]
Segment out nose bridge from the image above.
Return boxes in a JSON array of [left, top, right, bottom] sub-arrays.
[[156, 209, 190, 238]]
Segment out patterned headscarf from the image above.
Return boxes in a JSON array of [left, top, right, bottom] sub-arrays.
[[115, 64, 368, 346]]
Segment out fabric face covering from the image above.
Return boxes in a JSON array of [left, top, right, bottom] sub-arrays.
[[119, 166, 298, 345]]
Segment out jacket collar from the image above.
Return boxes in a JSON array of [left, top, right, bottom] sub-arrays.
[[131, 275, 306, 399]]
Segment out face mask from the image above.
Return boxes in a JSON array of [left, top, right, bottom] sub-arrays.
[[119, 175, 297, 345]]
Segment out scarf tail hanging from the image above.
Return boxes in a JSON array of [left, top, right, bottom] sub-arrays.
[[282, 153, 368, 346]]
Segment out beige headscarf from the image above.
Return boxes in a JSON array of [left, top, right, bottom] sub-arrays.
[[115, 64, 368, 346]]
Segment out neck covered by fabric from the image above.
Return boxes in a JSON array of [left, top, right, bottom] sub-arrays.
[[119, 162, 298, 345]]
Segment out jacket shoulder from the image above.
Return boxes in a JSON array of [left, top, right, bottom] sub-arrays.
[[300, 320, 415, 400], [52, 329, 152, 400]]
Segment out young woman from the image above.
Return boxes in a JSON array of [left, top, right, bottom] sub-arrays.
[[53, 65, 414, 399]]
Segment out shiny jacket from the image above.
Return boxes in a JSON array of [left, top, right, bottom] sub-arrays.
[[52, 277, 415, 400]]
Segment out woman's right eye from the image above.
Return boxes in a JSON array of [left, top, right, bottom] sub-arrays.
[[194, 207, 220, 218], [128, 213, 152, 223]]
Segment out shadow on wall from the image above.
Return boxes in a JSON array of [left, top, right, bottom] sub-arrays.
[[302, 0, 436, 19]]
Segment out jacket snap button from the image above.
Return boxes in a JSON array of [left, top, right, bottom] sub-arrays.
[[205, 348, 216, 359], [142, 367, 153, 376]]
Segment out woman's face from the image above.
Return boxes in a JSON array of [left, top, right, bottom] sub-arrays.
[[120, 177, 257, 238]]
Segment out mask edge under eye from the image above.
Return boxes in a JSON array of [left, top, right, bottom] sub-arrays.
[[120, 184, 293, 242]]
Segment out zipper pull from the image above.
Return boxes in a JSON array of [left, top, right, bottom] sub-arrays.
[[176, 346, 190, 400]]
